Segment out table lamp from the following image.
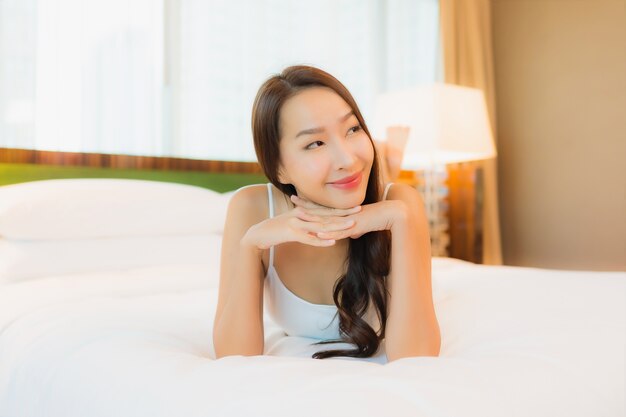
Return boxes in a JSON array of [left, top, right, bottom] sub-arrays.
[[372, 83, 496, 257]]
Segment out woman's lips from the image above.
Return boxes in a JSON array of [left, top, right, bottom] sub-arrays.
[[329, 172, 362, 190]]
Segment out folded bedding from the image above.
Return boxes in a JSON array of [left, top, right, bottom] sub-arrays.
[[0, 258, 624, 417], [0, 178, 624, 417]]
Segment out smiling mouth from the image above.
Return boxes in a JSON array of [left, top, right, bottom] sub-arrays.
[[328, 171, 363, 190], [330, 172, 361, 184]]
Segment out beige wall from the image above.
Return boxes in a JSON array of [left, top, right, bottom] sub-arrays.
[[491, 0, 626, 271]]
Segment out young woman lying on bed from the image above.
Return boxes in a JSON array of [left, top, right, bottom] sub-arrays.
[[213, 65, 440, 362]]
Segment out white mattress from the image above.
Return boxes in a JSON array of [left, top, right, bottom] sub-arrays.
[[1, 257, 624, 417]]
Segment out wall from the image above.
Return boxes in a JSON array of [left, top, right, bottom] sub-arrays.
[[492, 0, 626, 271]]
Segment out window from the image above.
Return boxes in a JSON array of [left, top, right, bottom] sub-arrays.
[[0, 0, 441, 161]]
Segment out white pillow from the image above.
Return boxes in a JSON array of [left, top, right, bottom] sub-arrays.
[[0, 179, 232, 240], [0, 234, 223, 284]]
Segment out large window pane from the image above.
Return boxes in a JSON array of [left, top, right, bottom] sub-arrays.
[[0, 0, 440, 161]]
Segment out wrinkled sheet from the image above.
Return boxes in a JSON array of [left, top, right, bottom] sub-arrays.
[[0, 258, 624, 417]]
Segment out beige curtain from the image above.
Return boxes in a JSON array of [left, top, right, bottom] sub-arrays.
[[439, 0, 503, 265]]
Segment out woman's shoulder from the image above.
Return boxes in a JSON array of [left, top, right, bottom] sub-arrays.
[[386, 183, 426, 217], [226, 183, 271, 225], [383, 182, 424, 204], [230, 183, 268, 200]]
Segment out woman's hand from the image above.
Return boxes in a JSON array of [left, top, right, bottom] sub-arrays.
[[241, 198, 362, 250], [290, 195, 408, 241]]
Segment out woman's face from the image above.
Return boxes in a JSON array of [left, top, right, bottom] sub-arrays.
[[277, 86, 374, 209]]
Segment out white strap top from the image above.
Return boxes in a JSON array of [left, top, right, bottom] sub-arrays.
[[263, 182, 393, 340]]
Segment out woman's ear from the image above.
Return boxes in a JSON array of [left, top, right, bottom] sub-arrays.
[[277, 164, 290, 184]]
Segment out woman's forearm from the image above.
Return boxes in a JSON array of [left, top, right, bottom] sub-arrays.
[[213, 242, 265, 358], [385, 205, 441, 361]]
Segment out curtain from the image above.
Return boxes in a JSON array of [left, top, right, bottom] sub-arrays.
[[171, 0, 440, 161], [0, 0, 164, 155], [0, 0, 440, 162], [439, 0, 503, 265]]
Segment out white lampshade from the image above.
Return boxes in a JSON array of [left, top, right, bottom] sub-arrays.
[[372, 83, 496, 169]]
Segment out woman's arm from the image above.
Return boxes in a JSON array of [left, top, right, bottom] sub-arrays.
[[213, 186, 266, 358], [384, 184, 441, 362], [303, 183, 441, 361]]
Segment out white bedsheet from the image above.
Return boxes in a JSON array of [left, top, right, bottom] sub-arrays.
[[0, 258, 624, 417]]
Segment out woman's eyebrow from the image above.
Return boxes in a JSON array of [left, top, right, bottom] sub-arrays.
[[294, 110, 355, 139]]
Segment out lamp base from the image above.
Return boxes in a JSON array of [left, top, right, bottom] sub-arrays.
[[412, 165, 449, 257], [446, 162, 484, 264]]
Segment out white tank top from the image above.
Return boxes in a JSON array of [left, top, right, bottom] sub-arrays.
[[263, 182, 394, 340]]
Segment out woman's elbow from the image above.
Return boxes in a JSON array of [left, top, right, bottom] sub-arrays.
[[214, 340, 264, 359], [214, 349, 264, 360], [213, 330, 264, 359], [386, 333, 441, 362], [387, 349, 439, 362], [387, 345, 440, 362]]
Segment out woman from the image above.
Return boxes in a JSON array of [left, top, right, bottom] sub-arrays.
[[213, 65, 440, 362]]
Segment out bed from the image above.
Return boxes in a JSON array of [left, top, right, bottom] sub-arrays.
[[0, 176, 624, 417]]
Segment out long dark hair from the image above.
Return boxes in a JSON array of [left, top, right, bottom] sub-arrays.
[[251, 65, 391, 359]]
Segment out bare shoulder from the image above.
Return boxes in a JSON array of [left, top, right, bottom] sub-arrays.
[[229, 183, 268, 203], [385, 182, 424, 205], [225, 183, 269, 228], [220, 183, 270, 272], [387, 182, 422, 201]]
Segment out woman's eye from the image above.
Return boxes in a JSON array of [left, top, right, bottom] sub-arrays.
[[305, 140, 324, 150], [348, 125, 362, 135]]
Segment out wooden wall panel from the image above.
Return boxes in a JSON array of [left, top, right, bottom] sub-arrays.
[[446, 162, 483, 264], [0, 148, 263, 173]]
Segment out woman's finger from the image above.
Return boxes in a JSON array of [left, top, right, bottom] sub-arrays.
[[291, 194, 360, 213], [294, 204, 361, 218], [290, 194, 324, 209], [316, 230, 353, 240], [297, 231, 336, 247], [294, 209, 358, 224], [292, 217, 355, 234], [306, 206, 361, 217], [294, 211, 331, 224]]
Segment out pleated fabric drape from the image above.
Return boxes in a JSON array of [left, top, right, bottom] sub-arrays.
[[439, 0, 503, 265]]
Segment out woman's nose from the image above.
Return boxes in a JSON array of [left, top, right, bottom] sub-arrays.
[[331, 137, 357, 169]]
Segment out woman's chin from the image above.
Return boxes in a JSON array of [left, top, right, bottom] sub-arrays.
[[329, 191, 367, 209], [297, 186, 367, 209]]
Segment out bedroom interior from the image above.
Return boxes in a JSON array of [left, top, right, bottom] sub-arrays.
[[0, 0, 624, 416]]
